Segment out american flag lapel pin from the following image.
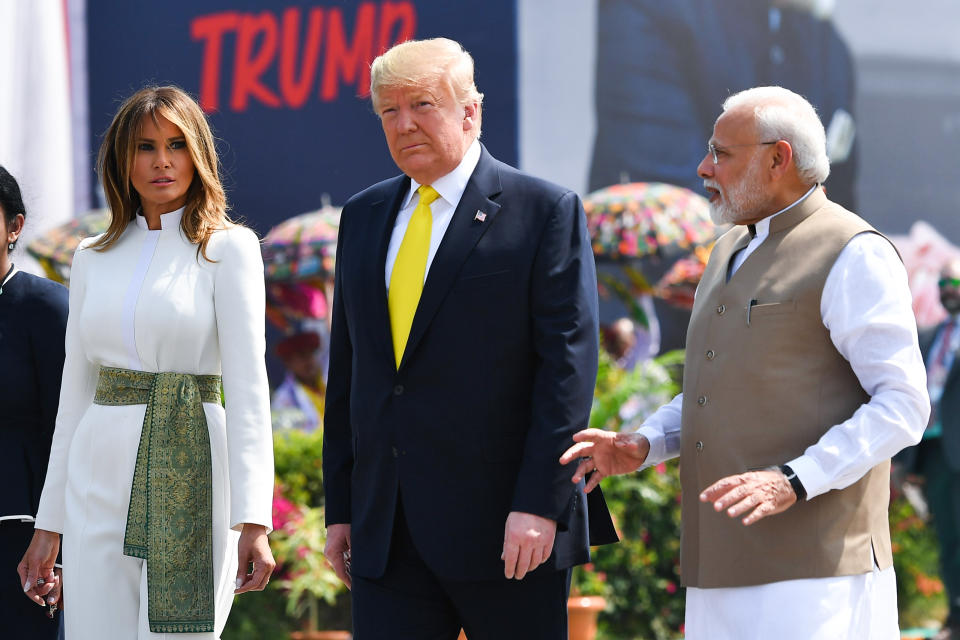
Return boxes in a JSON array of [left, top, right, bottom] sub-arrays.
[[474, 210, 487, 222]]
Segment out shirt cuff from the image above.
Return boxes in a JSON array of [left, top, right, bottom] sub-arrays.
[[785, 454, 830, 500], [636, 425, 667, 470]]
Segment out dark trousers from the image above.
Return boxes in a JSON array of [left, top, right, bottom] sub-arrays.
[[0, 520, 61, 637], [351, 498, 570, 640], [919, 440, 960, 621]]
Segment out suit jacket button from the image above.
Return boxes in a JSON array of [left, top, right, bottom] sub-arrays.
[[696, 441, 704, 451], [392, 446, 399, 458], [705, 349, 715, 360], [717, 304, 725, 315], [697, 395, 707, 406], [393, 384, 404, 396]]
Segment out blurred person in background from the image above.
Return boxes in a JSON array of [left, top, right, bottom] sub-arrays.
[[591, 0, 856, 209], [0, 165, 65, 636], [18, 86, 275, 639], [591, 0, 857, 355], [272, 328, 326, 432], [601, 311, 660, 370], [903, 259, 960, 640]]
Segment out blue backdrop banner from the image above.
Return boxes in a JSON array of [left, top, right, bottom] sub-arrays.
[[87, 0, 518, 233]]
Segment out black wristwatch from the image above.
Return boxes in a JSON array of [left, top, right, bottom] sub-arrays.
[[779, 464, 807, 501]]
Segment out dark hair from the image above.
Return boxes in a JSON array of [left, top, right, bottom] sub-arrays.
[[0, 166, 26, 254]]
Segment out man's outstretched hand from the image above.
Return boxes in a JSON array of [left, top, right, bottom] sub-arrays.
[[559, 429, 651, 491]]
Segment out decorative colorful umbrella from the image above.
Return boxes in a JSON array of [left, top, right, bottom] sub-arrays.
[[584, 182, 715, 260], [585, 182, 717, 330], [26, 209, 112, 284], [261, 205, 340, 282], [261, 205, 341, 331]]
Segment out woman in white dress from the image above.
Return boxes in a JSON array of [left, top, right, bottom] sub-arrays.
[[18, 86, 276, 639]]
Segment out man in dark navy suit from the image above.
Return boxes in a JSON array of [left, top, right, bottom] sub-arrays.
[[322, 38, 615, 639], [908, 259, 960, 640]]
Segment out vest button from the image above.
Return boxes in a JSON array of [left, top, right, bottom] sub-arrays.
[[696, 441, 704, 451], [697, 395, 707, 406], [705, 349, 715, 360], [393, 384, 404, 396], [717, 304, 725, 315]]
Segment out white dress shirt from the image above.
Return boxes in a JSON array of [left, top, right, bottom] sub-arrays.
[[635, 188, 929, 639], [384, 138, 481, 288]]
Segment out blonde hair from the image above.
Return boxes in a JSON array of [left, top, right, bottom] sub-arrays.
[[93, 85, 232, 260], [370, 38, 484, 135]]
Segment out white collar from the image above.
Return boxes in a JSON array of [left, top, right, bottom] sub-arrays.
[[751, 184, 819, 243], [135, 206, 185, 231], [1, 264, 18, 288], [403, 139, 482, 209]]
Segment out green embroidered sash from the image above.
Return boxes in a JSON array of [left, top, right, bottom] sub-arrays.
[[94, 366, 221, 634]]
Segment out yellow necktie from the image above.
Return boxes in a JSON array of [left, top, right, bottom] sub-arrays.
[[389, 185, 440, 367]]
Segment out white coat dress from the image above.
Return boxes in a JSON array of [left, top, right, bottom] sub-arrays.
[[34, 208, 274, 639]]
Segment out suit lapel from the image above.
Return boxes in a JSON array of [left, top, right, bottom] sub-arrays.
[[398, 147, 503, 370], [369, 176, 410, 366]]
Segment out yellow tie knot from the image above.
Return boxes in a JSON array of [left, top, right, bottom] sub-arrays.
[[418, 184, 440, 207]]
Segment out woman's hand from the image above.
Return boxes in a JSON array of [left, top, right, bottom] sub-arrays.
[[50, 567, 63, 613], [18, 529, 60, 607], [235, 523, 275, 594]]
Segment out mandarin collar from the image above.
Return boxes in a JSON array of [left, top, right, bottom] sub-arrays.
[[751, 184, 819, 242], [135, 206, 185, 231]]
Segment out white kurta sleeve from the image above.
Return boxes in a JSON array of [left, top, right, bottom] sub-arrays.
[[635, 392, 684, 468], [35, 239, 100, 532], [214, 227, 274, 531], [787, 233, 929, 498]]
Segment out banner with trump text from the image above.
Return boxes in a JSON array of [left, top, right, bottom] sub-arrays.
[[87, 0, 518, 233]]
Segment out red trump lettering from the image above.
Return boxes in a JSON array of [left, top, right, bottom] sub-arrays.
[[279, 7, 325, 109], [190, 2, 417, 112]]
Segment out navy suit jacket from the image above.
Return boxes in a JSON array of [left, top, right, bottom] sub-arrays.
[[323, 146, 616, 581], [0, 271, 68, 519]]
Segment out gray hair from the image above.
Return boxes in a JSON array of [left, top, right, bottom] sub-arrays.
[[722, 86, 830, 185], [370, 38, 484, 135]]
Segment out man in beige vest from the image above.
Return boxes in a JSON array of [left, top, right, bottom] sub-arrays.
[[562, 86, 929, 639]]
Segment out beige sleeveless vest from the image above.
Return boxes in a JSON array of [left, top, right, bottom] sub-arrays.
[[680, 188, 893, 588]]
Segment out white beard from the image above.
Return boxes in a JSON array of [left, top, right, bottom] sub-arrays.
[[707, 162, 769, 226]]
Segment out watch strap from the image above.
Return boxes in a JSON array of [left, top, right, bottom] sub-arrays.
[[779, 464, 807, 501]]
